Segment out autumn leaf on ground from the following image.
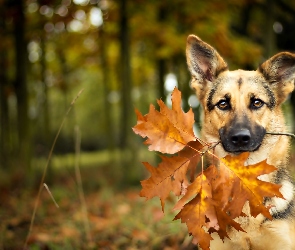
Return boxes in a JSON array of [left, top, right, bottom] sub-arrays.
[[133, 88, 283, 250], [132, 88, 196, 154]]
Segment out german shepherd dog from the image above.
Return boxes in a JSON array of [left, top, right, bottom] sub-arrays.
[[186, 35, 295, 250]]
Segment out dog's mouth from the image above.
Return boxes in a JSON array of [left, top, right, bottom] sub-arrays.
[[219, 126, 266, 154], [224, 145, 261, 155]]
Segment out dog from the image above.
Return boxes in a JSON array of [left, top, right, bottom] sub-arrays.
[[186, 35, 295, 250]]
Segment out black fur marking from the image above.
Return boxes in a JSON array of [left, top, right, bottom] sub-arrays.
[[274, 167, 290, 184], [262, 168, 295, 222], [272, 200, 294, 219], [207, 87, 217, 111], [263, 84, 276, 109], [238, 77, 243, 87], [193, 42, 214, 59], [262, 199, 294, 223]]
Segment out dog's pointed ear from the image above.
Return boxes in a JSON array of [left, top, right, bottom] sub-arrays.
[[259, 52, 295, 103], [186, 35, 228, 83]]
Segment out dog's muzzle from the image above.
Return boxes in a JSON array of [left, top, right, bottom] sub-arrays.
[[219, 126, 266, 153]]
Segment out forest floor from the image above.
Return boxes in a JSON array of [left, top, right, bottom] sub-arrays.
[[1, 148, 295, 250], [0, 153, 197, 250]]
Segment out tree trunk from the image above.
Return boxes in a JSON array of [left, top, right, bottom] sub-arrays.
[[119, 0, 132, 149], [56, 45, 75, 154], [40, 32, 50, 147], [264, 0, 277, 58], [13, 0, 31, 169], [99, 26, 115, 156], [0, 3, 10, 168], [156, 4, 167, 100], [175, 56, 191, 111], [157, 59, 166, 99], [118, 0, 140, 185], [39, 24, 55, 182]]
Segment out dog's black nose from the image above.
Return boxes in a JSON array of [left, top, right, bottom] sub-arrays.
[[219, 124, 265, 153], [231, 129, 251, 147]]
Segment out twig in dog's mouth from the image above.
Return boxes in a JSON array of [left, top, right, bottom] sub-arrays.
[[266, 132, 295, 139], [200, 141, 221, 156]]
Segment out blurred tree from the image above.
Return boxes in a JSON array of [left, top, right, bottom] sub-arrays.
[[264, 0, 277, 58], [119, 0, 133, 149], [0, 2, 10, 168], [39, 15, 51, 153], [99, 23, 115, 154], [156, 3, 167, 100], [12, 0, 31, 169]]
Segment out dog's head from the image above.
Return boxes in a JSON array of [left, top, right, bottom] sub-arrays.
[[186, 35, 295, 155]]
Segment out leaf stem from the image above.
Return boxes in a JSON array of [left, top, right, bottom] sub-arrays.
[[200, 141, 221, 156]]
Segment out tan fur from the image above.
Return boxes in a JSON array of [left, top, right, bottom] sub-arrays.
[[186, 35, 295, 250], [195, 69, 290, 166]]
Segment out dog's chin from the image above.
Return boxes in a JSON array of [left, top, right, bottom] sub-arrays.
[[221, 144, 262, 155], [227, 150, 250, 156]]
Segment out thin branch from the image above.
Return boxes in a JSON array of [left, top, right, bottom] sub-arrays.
[[43, 183, 59, 208], [200, 141, 221, 156], [266, 132, 295, 139], [183, 140, 222, 165], [23, 89, 84, 250]]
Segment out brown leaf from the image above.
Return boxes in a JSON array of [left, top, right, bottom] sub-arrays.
[[134, 108, 147, 124], [178, 140, 204, 182], [133, 89, 283, 249], [206, 165, 246, 240], [133, 88, 195, 154], [140, 156, 190, 211], [220, 152, 284, 219], [157, 89, 195, 138], [174, 153, 282, 247], [174, 173, 215, 250]]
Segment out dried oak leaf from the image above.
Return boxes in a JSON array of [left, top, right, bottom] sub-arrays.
[[220, 153, 284, 219], [173, 173, 216, 250], [173, 166, 244, 250], [174, 153, 283, 250], [140, 156, 190, 211], [140, 141, 204, 211], [133, 89, 283, 250], [178, 141, 204, 182], [132, 88, 195, 154]]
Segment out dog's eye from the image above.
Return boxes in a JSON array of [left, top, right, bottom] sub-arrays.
[[251, 99, 264, 109], [216, 100, 230, 110]]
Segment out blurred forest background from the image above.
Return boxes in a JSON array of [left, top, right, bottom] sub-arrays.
[[1, 0, 295, 249]]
